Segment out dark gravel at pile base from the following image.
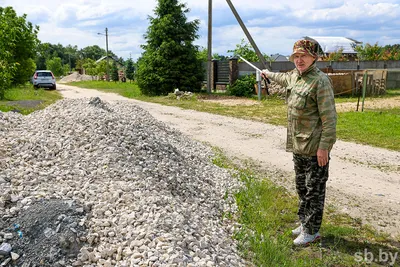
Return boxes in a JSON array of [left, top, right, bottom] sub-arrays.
[[0, 199, 87, 267]]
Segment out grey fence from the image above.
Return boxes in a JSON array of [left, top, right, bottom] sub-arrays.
[[240, 60, 400, 72], [238, 61, 400, 90], [206, 59, 400, 90]]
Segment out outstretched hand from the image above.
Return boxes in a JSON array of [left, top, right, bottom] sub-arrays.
[[261, 69, 270, 79]]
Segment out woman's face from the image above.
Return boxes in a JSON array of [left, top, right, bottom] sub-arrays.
[[293, 53, 316, 74]]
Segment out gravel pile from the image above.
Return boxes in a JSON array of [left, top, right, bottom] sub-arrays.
[[58, 73, 95, 83], [0, 98, 246, 266]]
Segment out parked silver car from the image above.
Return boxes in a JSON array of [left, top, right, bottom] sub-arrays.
[[32, 70, 56, 89]]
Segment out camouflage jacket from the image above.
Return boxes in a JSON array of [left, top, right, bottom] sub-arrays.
[[268, 63, 337, 156]]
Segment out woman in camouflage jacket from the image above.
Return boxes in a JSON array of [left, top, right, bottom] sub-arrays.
[[262, 39, 337, 246]]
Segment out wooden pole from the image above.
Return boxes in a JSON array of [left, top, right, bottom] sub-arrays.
[[362, 70, 368, 112], [226, 0, 267, 69], [106, 27, 109, 81], [207, 0, 212, 94]]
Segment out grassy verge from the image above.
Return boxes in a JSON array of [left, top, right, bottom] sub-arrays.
[[66, 80, 143, 98], [337, 109, 400, 150], [0, 84, 62, 114], [67, 81, 400, 151], [212, 148, 400, 267]]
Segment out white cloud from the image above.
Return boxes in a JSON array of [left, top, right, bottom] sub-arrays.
[[293, 2, 399, 22], [3, 0, 400, 61]]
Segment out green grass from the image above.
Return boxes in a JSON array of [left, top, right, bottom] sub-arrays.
[[150, 95, 288, 125], [67, 80, 142, 98], [337, 109, 400, 150], [0, 84, 62, 114], [212, 148, 400, 267], [386, 88, 400, 97], [334, 88, 400, 103]]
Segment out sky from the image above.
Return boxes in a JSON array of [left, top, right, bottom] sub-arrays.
[[3, 0, 400, 61]]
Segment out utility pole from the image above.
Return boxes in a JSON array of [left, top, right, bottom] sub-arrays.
[[105, 27, 109, 81], [98, 28, 110, 81], [207, 0, 212, 94], [225, 0, 268, 69]]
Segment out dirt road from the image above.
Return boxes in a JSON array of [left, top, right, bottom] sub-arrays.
[[57, 84, 400, 237]]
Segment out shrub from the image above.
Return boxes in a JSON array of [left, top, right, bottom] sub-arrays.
[[227, 74, 256, 97]]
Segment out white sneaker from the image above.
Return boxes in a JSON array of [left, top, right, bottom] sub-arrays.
[[293, 231, 321, 246], [291, 225, 303, 236]]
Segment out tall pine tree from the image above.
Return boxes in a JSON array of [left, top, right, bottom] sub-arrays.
[[111, 61, 119, 82], [136, 0, 204, 95], [125, 58, 135, 82]]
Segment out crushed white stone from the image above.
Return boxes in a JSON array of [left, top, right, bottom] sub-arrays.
[[0, 98, 246, 266]]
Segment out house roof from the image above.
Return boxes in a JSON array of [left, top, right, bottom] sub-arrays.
[[304, 36, 362, 54], [270, 54, 289, 62], [95, 55, 121, 64]]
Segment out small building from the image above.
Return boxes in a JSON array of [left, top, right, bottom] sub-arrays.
[[270, 54, 289, 62], [304, 36, 362, 60], [96, 55, 126, 81]]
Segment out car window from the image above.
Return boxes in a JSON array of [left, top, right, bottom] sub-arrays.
[[37, 72, 52, 77]]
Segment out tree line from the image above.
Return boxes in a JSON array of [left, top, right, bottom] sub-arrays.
[[1, 2, 400, 98], [0, 6, 136, 99]]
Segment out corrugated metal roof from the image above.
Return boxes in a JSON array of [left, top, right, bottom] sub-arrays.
[[304, 36, 362, 54]]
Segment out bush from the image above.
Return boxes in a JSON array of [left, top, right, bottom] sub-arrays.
[[227, 74, 256, 97]]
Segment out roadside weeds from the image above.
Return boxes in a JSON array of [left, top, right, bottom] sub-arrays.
[[211, 147, 400, 267]]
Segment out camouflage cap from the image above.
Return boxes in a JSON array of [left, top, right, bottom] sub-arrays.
[[289, 39, 320, 62]]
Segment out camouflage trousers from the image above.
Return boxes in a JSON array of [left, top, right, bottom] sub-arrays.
[[293, 153, 329, 235]]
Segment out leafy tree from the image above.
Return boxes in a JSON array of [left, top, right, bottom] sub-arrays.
[[96, 60, 108, 79], [381, 44, 400, 60], [212, 54, 229, 61], [197, 47, 228, 61], [228, 38, 271, 62], [355, 42, 383, 61], [79, 45, 106, 61], [78, 45, 117, 61], [0, 6, 39, 88], [36, 43, 81, 71], [196, 47, 208, 62], [35, 43, 50, 70], [0, 7, 15, 98], [36, 43, 62, 69], [111, 61, 119, 82], [62, 64, 70, 76], [82, 58, 97, 76], [46, 57, 64, 77], [64, 44, 79, 70], [325, 48, 348, 62], [125, 58, 135, 81], [0, 60, 15, 100], [136, 0, 204, 95], [18, 58, 37, 81]]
